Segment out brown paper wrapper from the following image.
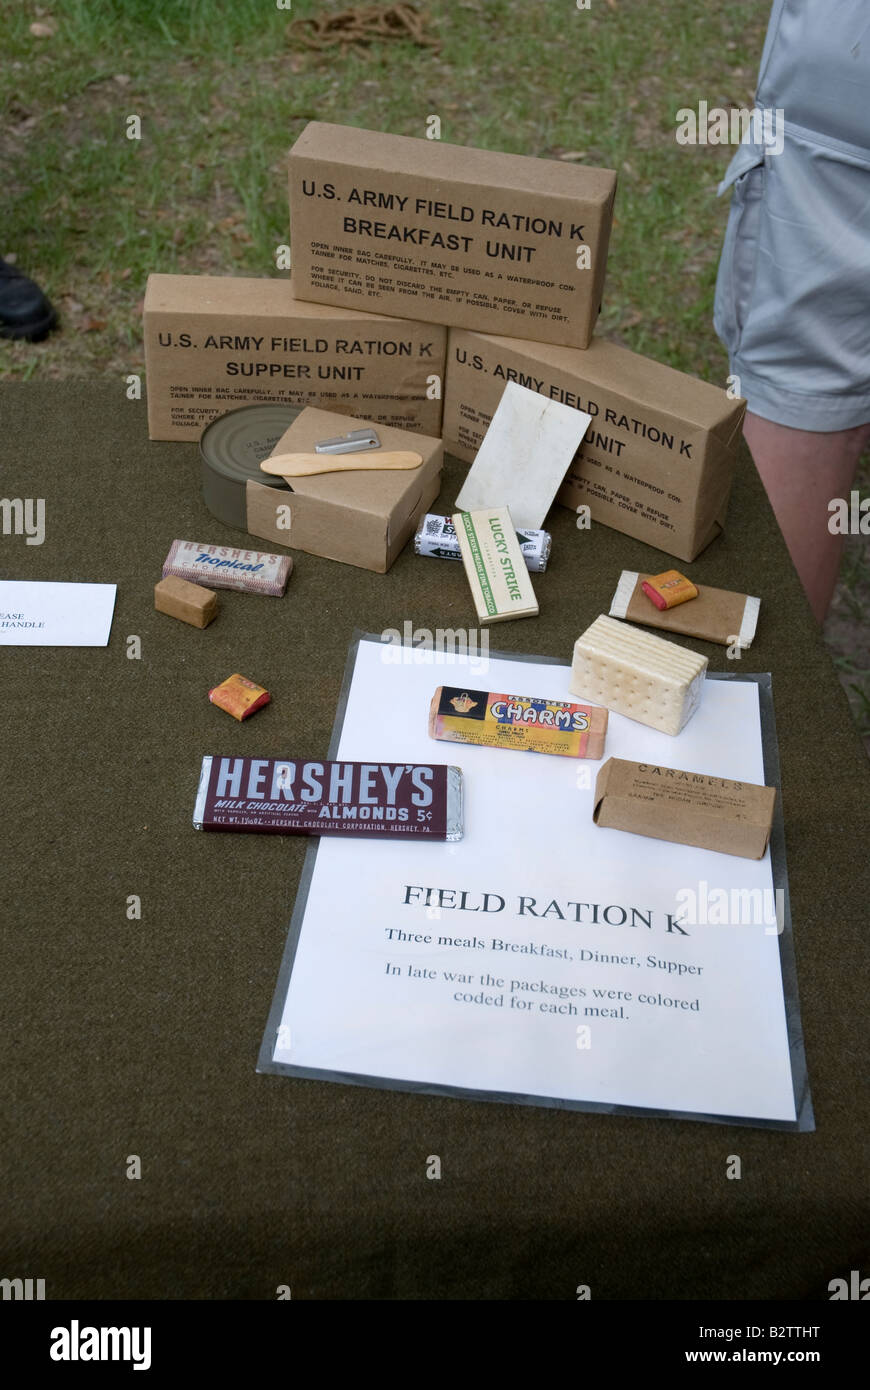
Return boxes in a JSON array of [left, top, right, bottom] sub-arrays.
[[593, 757, 776, 860], [609, 571, 759, 648]]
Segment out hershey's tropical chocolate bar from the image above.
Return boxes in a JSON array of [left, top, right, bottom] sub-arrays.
[[163, 539, 292, 596]]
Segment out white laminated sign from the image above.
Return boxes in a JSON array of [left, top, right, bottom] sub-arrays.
[[258, 635, 812, 1130]]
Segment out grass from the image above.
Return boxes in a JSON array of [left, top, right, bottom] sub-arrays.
[[1, 0, 867, 745], [0, 0, 767, 384]]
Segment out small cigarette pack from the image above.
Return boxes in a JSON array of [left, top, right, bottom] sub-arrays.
[[452, 506, 539, 624]]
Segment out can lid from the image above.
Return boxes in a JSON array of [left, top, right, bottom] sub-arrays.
[[199, 403, 303, 487]]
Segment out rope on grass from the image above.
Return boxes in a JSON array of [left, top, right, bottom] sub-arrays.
[[287, 5, 441, 52]]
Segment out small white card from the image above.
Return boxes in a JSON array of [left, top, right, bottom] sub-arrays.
[[455, 381, 593, 530], [0, 581, 117, 646]]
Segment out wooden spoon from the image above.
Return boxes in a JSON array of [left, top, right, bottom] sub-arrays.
[[260, 450, 423, 478]]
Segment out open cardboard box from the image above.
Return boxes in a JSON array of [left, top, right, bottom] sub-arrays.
[[245, 406, 442, 573]]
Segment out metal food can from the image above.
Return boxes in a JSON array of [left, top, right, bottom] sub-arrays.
[[199, 403, 303, 530]]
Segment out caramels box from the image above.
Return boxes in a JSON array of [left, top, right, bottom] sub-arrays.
[[288, 122, 617, 350], [443, 329, 746, 561], [143, 273, 446, 440], [593, 758, 776, 861]]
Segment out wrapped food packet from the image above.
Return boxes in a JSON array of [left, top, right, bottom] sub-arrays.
[[609, 571, 760, 649]]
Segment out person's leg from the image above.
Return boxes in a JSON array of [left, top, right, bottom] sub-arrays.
[[743, 412, 870, 624]]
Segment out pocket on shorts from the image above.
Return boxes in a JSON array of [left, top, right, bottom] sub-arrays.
[[737, 129, 870, 397], [713, 144, 766, 355]]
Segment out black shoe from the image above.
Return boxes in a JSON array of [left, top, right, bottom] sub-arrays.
[[0, 258, 58, 341]]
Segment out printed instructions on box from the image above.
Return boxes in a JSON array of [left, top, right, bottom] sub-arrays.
[[309, 240, 576, 326], [268, 639, 797, 1122]]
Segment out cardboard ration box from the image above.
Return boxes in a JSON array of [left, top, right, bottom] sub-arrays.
[[444, 330, 746, 562], [143, 273, 447, 441], [287, 122, 617, 350], [593, 758, 777, 861], [245, 406, 442, 573]]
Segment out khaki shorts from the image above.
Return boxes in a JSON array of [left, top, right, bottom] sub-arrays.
[[713, 1, 870, 431]]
